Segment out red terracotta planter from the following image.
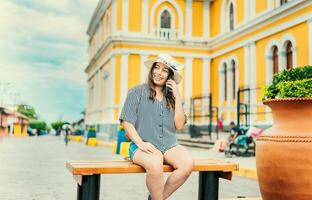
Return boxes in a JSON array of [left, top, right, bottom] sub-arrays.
[[256, 98, 312, 200]]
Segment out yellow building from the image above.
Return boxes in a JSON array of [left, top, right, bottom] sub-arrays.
[[85, 0, 312, 135]]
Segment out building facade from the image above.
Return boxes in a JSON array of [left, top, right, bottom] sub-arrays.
[[85, 0, 312, 138]]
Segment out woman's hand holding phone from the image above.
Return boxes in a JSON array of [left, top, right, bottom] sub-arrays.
[[165, 79, 179, 99]]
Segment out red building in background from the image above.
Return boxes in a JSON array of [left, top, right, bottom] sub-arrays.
[[0, 107, 29, 136]]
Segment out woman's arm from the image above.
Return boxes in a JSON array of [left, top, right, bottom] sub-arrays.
[[122, 121, 157, 153], [166, 79, 185, 130], [174, 94, 185, 130]]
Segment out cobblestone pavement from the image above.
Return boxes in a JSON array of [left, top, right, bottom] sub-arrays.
[[0, 136, 260, 200]]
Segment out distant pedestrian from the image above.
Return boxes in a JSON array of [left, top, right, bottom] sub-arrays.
[[64, 128, 69, 146]]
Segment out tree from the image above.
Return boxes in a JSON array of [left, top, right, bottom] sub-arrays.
[[29, 120, 47, 130], [51, 120, 68, 131], [17, 104, 38, 120]]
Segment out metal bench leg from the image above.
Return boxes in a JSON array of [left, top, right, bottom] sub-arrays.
[[198, 172, 219, 200], [77, 174, 101, 200]]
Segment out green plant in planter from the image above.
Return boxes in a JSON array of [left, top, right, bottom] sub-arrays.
[[263, 65, 312, 100]]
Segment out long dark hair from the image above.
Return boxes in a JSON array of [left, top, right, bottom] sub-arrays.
[[147, 62, 175, 110]]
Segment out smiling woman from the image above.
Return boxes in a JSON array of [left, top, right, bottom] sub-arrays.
[[119, 54, 193, 200]]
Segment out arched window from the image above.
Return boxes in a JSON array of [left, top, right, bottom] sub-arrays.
[[231, 60, 236, 99], [161, 10, 171, 29], [229, 3, 234, 31], [273, 46, 279, 74], [224, 63, 227, 101], [286, 41, 293, 70]]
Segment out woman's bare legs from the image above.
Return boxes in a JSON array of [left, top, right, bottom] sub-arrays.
[[132, 149, 164, 200], [162, 145, 194, 199]]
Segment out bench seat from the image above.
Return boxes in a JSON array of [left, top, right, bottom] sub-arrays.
[[66, 159, 239, 200]]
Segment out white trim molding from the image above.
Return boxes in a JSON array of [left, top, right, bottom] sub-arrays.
[[140, 54, 149, 83], [203, 0, 210, 40], [150, 0, 184, 38], [141, 0, 149, 35], [112, 0, 117, 34], [120, 53, 129, 106], [122, 0, 129, 34], [308, 18, 312, 65], [202, 58, 211, 96], [186, 0, 193, 39], [185, 57, 193, 99]]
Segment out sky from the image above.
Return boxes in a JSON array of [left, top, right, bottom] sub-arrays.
[[0, 0, 98, 123]]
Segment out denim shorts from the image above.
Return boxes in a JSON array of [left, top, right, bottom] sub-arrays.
[[129, 142, 139, 161]]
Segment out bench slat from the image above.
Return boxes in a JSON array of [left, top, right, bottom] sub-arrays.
[[66, 159, 239, 176]]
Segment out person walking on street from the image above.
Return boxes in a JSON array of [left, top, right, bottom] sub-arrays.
[[119, 54, 194, 200]]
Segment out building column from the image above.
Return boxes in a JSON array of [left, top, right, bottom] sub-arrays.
[[185, 57, 193, 99], [110, 56, 116, 122], [244, 45, 250, 89], [308, 18, 312, 65], [185, 57, 193, 113], [202, 58, 211, 95], [111, 0, 117, 34], [268, 0, 274, 10], [249, 42, 257, 126], [203, 1, 210, 40], [122, 0, 129, 34], [244, 42, 257, 125], [120, 53, 129, 106], [244, 0, 250, 21], [141, 0, 149, 36], [186, 0, 193, 40], [140, 54, 148, 83]]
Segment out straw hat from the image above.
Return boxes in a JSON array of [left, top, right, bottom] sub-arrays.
[[144, 54, 184, 84]]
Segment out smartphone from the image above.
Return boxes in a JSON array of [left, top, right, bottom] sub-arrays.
[[164, 76, 174, 97]]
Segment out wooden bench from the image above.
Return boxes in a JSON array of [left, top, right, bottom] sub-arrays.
[[66, 159, 239, 200]]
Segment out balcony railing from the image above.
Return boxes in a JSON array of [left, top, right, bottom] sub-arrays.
[[153, 28, 178, 40]]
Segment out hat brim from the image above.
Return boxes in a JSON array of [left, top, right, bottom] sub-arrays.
[[144, 59, 183, 84]]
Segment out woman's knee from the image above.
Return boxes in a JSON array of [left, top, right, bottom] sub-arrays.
[[177, 158, 194, 175], [145, 157, 164, 175]]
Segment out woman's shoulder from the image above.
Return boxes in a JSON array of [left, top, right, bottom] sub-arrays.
[[129, 84, 148, 92], [128, 84, 148, 95]]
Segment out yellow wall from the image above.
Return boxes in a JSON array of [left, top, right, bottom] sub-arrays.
[[128, 54, 141, 89], [192, 58, 203, 97], [192, 1, 203, 37], [114, 54, 121, 120], [210, 0, 222, 37], [13, 124, 21, 135], [117, 0, 122, 31], [129, 0, 142, 32], [236, 0, 245, 24], [256, 0, 268, 14]]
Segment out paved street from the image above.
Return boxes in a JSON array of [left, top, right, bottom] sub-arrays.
[[0, 136, 260, 200]]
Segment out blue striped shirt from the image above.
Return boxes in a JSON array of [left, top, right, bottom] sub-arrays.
[[119, 84, 187, 152]]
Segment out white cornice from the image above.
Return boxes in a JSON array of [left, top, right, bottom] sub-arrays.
[[87, 0, 112, 37], [208, 0, 310, 48]]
